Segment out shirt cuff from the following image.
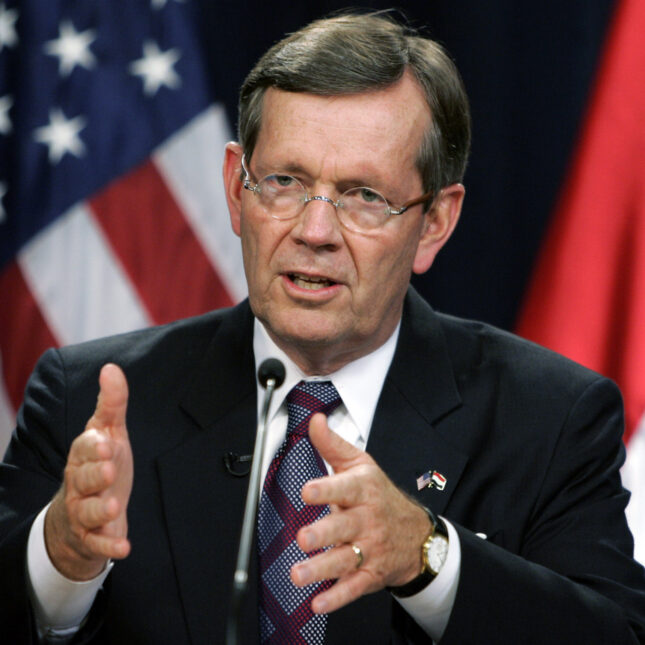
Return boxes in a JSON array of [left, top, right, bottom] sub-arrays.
[[393, 518, 461, 642], [27, 503, 113, 634]]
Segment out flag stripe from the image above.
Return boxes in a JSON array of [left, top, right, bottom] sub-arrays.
[[18, 203, 151, 346], [0, 261, 59, 411], [154, 106, 248, 303], [89, 158, 233, 326]]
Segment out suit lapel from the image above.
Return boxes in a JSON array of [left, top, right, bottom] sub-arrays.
[[156, 301, 262, 644], [328, 289, 469, 641], [370, 289, 469, 515]]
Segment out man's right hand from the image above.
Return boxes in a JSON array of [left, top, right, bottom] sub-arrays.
[[44, 363, 133, 581]]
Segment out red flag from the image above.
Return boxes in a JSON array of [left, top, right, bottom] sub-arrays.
[[517, 0, 645, 559]]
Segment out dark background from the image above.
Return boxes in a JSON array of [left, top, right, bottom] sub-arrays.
[[196, 0, 616, 330]]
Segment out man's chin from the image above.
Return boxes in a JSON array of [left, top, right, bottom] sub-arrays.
[[262, 310, 350, 349], [269, 321, 343, 348], [260, 310, 387, 374]]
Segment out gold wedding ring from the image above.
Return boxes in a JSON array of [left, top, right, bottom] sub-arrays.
[[351, 543, 363, 569]]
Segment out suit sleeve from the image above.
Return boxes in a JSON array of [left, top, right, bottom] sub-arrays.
[[0, 349, 106, 644], [440, 376, 645, 645]]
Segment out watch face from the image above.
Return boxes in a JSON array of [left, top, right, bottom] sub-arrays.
[[426, 535, 449, 574]]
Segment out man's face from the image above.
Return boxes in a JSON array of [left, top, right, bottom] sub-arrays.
[[225, 74, 462, 373]]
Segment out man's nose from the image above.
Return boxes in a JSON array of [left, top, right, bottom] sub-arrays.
[[291, 195, 343, 248]]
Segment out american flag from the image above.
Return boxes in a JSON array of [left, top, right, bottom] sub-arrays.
[[416, 470, 447, 492], [0, 0, 246, 455]]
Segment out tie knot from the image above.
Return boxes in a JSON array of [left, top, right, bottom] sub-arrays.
[[286, 380, 341, 437]]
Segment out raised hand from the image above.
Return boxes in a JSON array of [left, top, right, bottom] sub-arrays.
[[291, 412, 431, 613], [44, 363, 133, 581]]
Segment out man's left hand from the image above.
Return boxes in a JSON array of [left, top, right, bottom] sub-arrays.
[[291, 412, 432, 613]]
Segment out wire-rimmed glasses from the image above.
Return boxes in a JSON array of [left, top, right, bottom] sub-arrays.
[[241, 155, 434, 233]]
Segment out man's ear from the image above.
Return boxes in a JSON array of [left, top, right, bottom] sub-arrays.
[[412, 183, 465, 274], [223, 141, 244, 237]]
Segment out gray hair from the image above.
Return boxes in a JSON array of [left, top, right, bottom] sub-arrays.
[[238, 11, 471, 203]]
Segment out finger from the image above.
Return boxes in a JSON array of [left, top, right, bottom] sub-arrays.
[[75, 495, 121, 530], [308, 414, 368, 475], [297, 508, 359, 552], [71, 459, 116, 497], [291, 543, 361, 587], [86, 363, 129, 438], [312, 571, 370, 614], [302, 466, 373, 508], [82, 532, 131, 561], [68, 429, 114, 467]]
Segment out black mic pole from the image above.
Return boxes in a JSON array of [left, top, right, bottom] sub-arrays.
[[226, 358, 286, 645]]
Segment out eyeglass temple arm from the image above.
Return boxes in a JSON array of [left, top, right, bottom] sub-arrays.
[[240, 154, 252, 182], [395, 190, 435, 215]]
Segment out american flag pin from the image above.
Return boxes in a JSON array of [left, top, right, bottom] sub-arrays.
[[416, 470, 447, 491]]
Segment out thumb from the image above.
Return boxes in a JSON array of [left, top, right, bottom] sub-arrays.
[[86, 363, 129, 437], [308, 412, 370, 474]]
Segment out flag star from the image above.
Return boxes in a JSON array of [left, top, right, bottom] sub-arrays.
[[44, 20, 97, 77], [0, 181, 6, 223], [0, 3, 18, 51], [0, 94, 12, 135], [33, 108, 87, 164], [129, 40, 181, 96]]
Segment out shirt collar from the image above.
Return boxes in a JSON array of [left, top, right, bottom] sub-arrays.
[[253, 318, 400, 445]]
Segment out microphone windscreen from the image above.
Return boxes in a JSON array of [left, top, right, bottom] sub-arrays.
[[257, 358, 286, 389]]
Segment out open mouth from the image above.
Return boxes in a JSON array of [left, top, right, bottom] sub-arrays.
[[288, 273, 336, 291]]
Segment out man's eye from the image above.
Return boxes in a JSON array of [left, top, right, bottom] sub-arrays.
[[360, 188, 381, 203], [269, 174, 295, 188]]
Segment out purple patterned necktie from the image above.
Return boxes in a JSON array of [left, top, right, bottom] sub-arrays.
[[258, 380, 342, 644]]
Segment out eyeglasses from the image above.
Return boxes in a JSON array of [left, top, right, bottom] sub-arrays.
[[241, 155, 434, 233]]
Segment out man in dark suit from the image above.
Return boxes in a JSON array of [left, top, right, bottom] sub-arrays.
[[1, 10, 645, 644]]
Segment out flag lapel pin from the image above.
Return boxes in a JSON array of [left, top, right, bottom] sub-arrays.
[[416, 470, 447, 491]]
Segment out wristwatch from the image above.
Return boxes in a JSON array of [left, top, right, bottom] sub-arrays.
[[388, 506, 449, 598]]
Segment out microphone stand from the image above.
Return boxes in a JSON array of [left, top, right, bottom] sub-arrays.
[[226, 358, 285, 645]]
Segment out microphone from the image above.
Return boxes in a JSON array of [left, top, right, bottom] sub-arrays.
[[258, 357, 286, 389], [226, 358, 286, 645], [223, 452, 252, 477]]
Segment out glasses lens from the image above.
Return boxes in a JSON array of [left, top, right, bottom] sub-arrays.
[[256, 174, 305, 219], [339, 187, 389, 231]]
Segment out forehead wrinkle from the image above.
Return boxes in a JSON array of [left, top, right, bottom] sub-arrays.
[[256, 124, 410, 191], [260, 89, 415, 156]]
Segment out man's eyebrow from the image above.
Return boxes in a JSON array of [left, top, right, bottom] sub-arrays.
[[281, 162, 310, 176], [255, 160, 306, 176], [297, 165, 383, 185]]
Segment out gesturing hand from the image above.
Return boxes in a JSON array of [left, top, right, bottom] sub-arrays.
[[290, 413, 431, 614], [44, 363, 133, 581]]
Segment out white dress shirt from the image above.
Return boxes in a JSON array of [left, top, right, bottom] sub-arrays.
[[27, 317, 461, 642]]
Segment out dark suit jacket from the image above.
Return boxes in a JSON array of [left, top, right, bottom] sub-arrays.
[[1, 288, 644, 644]]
